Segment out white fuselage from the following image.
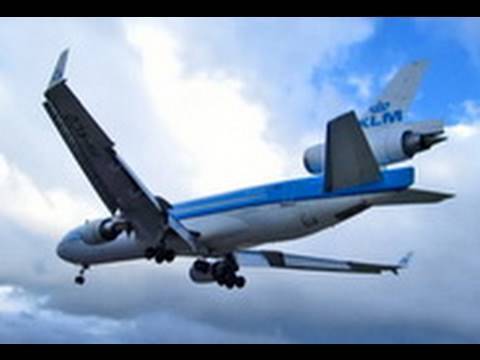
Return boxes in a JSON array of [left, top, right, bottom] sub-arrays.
[[56, 192, 387, 266]]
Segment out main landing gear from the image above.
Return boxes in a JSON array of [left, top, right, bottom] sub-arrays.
[[144, 246, 176, 264], [194, 254, 246, 290], [74, 264, 89, 286]]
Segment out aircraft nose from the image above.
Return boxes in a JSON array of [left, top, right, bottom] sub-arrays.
[[56, 240, 69, 261], [57, 230, 81, 263]]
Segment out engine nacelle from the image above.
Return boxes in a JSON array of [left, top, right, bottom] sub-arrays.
[[303, 120, 446, 175], [81, 218, 128, 245], [189, 262, 215, 284]]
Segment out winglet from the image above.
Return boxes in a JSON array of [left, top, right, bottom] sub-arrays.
[[398, 251, 414, 269], [390, 251, 414, 275], [48, 49, 69, 89]]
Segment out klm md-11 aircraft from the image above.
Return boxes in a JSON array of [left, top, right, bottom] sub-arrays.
[[44, 50, 452, 289]]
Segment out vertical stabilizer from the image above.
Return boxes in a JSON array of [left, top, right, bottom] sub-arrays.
[[360, 60, 429, 129]]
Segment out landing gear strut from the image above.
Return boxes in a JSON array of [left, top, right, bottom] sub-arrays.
[[74, 264, 89, 286]]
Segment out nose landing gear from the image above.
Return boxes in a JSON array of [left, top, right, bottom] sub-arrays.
[[74, 264, 89, 286]]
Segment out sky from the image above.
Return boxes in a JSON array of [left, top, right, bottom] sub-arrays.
[[0, 17, 479, 343]]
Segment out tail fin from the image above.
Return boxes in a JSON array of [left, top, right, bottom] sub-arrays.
[[360, 60, 429, 129]]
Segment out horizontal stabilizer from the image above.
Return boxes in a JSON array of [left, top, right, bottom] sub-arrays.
[[325, 111, 381, 192], [371, 189, 454, 206]]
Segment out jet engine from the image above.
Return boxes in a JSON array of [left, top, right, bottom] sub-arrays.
[[189, 261, 215, 284], [189, 259, 246, 289], [81, 218, 131, 245], [303, 120, 446, 175]]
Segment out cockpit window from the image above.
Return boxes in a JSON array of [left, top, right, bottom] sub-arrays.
[[64, 230, 82, 243]]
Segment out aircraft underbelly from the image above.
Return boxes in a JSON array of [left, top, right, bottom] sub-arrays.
[[186, 195, 369, 253]]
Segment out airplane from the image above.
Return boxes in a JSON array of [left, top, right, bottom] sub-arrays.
[[44, 50, 453, 290]]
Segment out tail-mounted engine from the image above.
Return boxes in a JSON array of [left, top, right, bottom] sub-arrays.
[[303, 120, 446, 175]]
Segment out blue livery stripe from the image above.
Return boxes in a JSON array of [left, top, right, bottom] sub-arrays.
[[171, 167, 414, 220]]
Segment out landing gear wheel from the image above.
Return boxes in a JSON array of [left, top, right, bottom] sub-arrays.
[[155, 252, 165, 264], [74, 264, 89, 285], [224, 273, 236, 289], [165, 249, 176, 263], [217, 277, 225, 287], [235, 276, 246, 289], [145, 247, 156, 260], [210, 254, 247, 290]]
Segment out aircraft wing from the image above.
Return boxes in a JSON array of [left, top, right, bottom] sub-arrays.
[[43, 50, 197, 249], [234, 250, 413, 275]]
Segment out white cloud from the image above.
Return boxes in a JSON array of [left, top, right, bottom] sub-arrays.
[[458, 100, 480, 123], [347, 74, 373, 100], [450, 123, 479, 139], [0, 153, 100, 239], [123, 22, 288, 196], [156, 18, 376, 148]]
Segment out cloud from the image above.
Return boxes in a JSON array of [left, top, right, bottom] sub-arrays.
[[0, 285, 124, 343], [149, 18, 376, 165], [0, 285, 290, 343], [347, 74, 373, 100], [121, 18, 377, 194], [0, 153, 100, 238], [123, 22, 287, 196], [457, 100, 480, 123]]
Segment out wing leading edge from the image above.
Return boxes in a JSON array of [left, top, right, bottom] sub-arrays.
[[43, 50, 198, 250], [235, 250, 413, 276]]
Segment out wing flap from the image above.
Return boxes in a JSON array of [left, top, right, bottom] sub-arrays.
[[235, 250, 412, 275]]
